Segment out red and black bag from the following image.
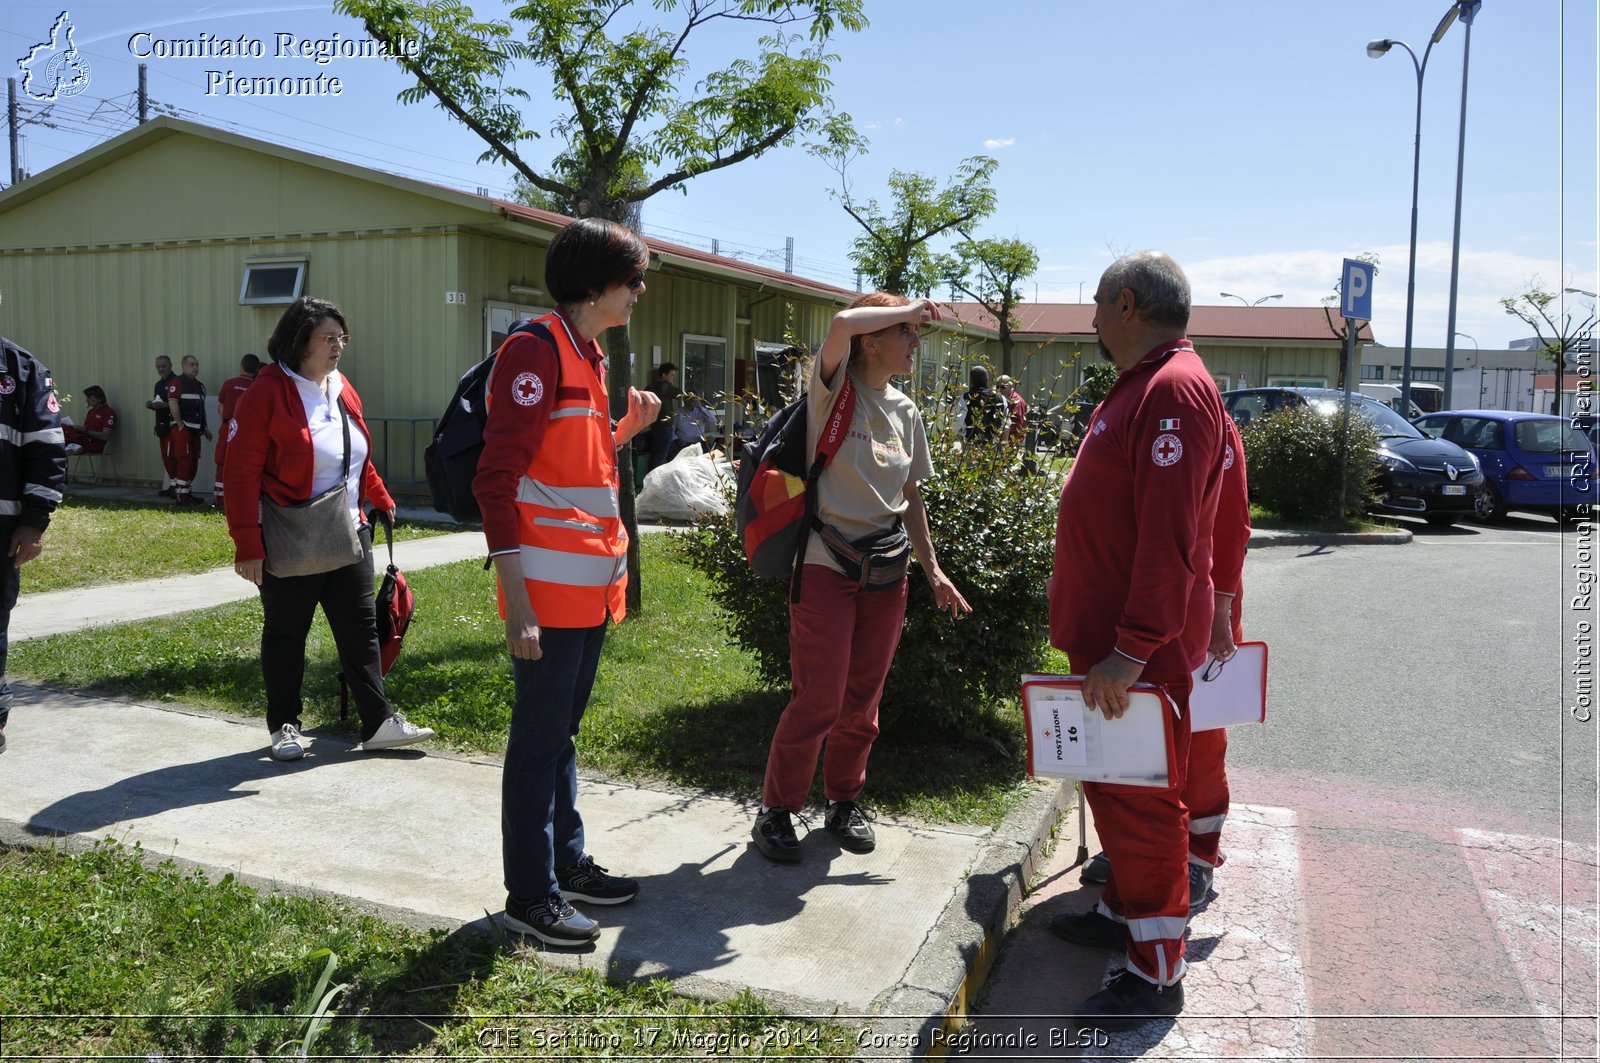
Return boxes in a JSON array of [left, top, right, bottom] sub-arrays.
[[734, 368, 856, 602], [374, 515, 414, 676]]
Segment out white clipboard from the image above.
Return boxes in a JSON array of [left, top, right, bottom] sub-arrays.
[[1189, 641, 1268, 732], [1020, 675, 1179, 788]]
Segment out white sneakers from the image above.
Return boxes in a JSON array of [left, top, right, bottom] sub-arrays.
[[270, 723, 313, 761], [361, 712, 435, 751], [268, 713, 434, 760]]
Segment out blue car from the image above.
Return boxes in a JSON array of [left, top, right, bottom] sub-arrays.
[[1412, 410, 1598, 523]]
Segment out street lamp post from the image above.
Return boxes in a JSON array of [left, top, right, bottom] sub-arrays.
[[1442, 1, 1483, 411], [1368, 2, 1465, 417], [1220, 292, 1284, 307]]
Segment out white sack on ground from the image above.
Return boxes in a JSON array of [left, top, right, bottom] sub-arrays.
[[636, 444, 732, 521]]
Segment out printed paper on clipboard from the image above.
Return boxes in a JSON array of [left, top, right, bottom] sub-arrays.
[[1189, 641, 1268, 732], [1020, 675, 1179, 788]]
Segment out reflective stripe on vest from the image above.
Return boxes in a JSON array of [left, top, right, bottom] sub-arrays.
[[490, 310, 627, 626]]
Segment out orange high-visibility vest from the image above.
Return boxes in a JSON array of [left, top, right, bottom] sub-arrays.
[[494, 311, 627, 627]]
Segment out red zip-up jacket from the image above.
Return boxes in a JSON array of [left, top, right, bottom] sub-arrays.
[[224, 362, 394, 563], [1212, 414, 1250, 600], [1050, 341, 1226, 679]]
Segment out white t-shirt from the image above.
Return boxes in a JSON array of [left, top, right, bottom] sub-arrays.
[[283, 364, 370, 531], [803, 359, 932, 574]]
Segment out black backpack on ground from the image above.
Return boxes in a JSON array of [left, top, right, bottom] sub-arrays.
[[424, 318, 554, 523]]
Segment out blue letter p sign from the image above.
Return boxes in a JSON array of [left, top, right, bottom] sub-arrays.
[[1342, 258, 1373, 322]]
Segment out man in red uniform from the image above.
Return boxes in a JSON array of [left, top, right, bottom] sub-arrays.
[[146, 356, 178, 496], [64, 385, 116, 454], [1078, 413, 1251, 902], [1046, 251, 1227, 1030], [167, 355, 210, 504], [212, 354, 261, 507]]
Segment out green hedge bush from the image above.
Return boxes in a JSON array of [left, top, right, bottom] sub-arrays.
[[677, 411, 1059, 738], [1241, 403, 1378, 521]]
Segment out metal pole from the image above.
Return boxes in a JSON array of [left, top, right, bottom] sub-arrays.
[[1441, 1, 1480, 411], [1339, 323, 1357, 518], [7, 79, 18, 187], [138, 63, 148, 123], [1399, 53, 1425, 419]]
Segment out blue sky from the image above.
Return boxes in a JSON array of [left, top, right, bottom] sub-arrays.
[[4, 0, 1595, 350]]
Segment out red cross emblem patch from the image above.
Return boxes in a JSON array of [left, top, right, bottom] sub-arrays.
[[1223, 443, 1235, 471], [511, 371, 544, 407], [1151, 433, 1183, 466]]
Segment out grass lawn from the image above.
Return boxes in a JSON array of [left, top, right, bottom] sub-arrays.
[[27, 495, 458, 593], [12, 534, 1034, 827], [0, 840, 848, 1059], [1248, 504, 1386, 534]]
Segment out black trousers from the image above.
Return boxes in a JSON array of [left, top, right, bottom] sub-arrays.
[[258, 524, 390, 740]]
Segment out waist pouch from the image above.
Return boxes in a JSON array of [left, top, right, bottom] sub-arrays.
[[816, 520, 911, 590]]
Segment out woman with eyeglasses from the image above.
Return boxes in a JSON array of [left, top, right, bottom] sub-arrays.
[[471, 217, 662, 947], [225, 295, 434, 762]]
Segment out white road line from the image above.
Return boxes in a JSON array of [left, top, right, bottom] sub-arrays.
[[1456, 828, 1600, 1059]]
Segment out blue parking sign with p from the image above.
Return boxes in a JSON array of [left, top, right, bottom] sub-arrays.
[[1342, 258, 1373, 322]]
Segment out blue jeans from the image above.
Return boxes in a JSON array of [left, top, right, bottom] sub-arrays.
[[0, 533, 19, 732], [502, 623, 607, 902]]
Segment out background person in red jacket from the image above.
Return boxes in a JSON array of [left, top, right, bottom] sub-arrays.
[[1046, 251, 1227, 1032], [63, 385, 116, 454], [212, 353, 261, 507], [225, 297, 433, 763]]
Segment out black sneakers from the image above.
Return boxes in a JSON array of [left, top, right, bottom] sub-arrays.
[[1073, 970, 1184, 1031], [1048, 909, 1128, 950], [556, 857, 638, 905], [1079, 850, 1110, 884], [751, 808, 804, 862], [502, 892, 599, 947], [824, 800, 876, 853]]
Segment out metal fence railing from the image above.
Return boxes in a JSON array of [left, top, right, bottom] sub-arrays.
[[365, 416, 435, 505]]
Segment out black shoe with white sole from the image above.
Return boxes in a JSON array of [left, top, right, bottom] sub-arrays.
[[557, 857, 638, 905], [502, 892, 599, 947], [1072, 970, 1184, 1032]]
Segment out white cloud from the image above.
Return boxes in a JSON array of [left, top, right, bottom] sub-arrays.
[[983, 137, 1016, 149]]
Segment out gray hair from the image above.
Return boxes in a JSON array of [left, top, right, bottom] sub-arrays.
[[1100, 251, 1191, 329]]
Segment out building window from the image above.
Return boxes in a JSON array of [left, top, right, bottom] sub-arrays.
[[681, 334, 727, 398], [1360, 364, 1385, 381], [238, 260, 308, 305], [1389, 365, 1404, 381], [1413, 367, 1445, 382], [1267, 376, 1328, 388]]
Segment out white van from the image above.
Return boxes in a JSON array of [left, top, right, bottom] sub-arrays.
[[1358, 383, 1428, 418]]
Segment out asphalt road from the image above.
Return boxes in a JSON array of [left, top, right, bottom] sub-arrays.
[[1232, 509, 1595, 836]]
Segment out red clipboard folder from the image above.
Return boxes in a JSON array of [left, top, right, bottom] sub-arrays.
[[1020, 675, 1181, 788]]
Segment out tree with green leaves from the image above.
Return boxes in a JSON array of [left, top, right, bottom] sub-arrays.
[[809, 131, 997, 295], [335, 0, 866, 611], [944, 233, 1038, 375], [1501, 282, 1597, 416]]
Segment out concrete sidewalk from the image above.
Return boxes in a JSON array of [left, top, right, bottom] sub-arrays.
[[0, 500, 1073, 1056]]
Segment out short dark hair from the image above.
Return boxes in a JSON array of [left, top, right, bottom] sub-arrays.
[[969, 365, 991, 391], [656, 363, 678, 378], [240, 353, 263, 375], [83, 385, 106, 403], [545, 217, 649, 306], [267, 297, 348, 373]]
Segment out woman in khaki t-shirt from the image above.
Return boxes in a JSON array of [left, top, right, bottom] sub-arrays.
[[751, 292, 972, 864]]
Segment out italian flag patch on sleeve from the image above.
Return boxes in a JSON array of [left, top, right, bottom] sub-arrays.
[[1159, 418, 1181, 431]]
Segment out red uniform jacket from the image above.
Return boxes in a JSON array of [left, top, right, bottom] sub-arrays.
[[1050, 342, 1226, 679], [223, 362, 393, 563]]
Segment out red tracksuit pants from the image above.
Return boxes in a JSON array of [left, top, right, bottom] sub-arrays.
[[1079, 665, 1193, 987], [762, 565, 908, 812], [161, 425, 201, 500], [1185, 595, 1245, 869]]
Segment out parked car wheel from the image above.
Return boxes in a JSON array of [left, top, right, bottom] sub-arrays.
[[1474, 481, 1506, 523], [1425, 513, 1460, 527], [1562, 506, 1590, 524]]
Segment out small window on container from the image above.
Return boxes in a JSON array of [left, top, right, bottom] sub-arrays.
[[239, 261, 307, 305]]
